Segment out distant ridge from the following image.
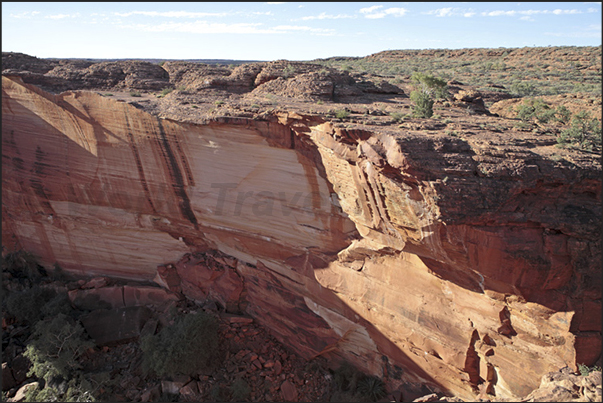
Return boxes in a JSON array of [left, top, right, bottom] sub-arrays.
[[43, 57, 266, 65]]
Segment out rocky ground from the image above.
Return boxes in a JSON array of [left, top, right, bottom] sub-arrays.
[[3, 267, 601, 403], [1, 268, 336, 402]]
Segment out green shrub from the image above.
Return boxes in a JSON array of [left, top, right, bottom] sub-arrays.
[[158, 88, 173, 97], [390, 112, 406, 123], [140, 311, 219, 377], [510, 81, 538, 97], [283, 65, 296, 78], [2, 250, 45, 282], [330, 362, 387, 402], [516, 98, 555, 123], [411, 72, 448, 99], [410, 90, 434, 118], [554, 105, 572, 124], [25, 377, 99, 402], [409, 72, 445, 118], [41, 291, 75, 319], [357, 375, 387, 402], [24, 314, 94, 382], [557, 111, 602, 151], [578, 363, 602, 376], [335, 110, 350, 119], [129, 91, 141, 97], [6, 286, 57, 324]]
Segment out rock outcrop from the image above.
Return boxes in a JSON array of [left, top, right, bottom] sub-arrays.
[[2, 56, 601, 402]]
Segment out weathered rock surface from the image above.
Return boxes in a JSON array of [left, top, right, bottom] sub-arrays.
[[2, 55, 601, 403], [516, 367, 601, 402]]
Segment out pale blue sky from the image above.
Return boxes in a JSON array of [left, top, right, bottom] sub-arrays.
[[2, 2, 601, 61]]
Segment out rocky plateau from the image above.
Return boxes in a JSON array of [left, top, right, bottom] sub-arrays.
[[1, 50, 601, 402]]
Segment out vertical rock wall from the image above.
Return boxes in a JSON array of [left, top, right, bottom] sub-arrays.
[[2, 76, 601, 400]]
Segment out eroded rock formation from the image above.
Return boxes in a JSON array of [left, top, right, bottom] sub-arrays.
[[2, 63, 601, 401]]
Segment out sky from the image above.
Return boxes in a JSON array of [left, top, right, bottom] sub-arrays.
[[2, 2, 602, 61]]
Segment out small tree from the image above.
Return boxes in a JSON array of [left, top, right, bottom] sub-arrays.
[[510, 81, 538, 97], [6, 286, 57, 324], [411, 72, 448, 99], [410, 72, 447, 118], [557, 111, 602, 151], [24, 314, 94, 383], [410, 91, 434, 118], [554, 105, 572, 124], [516, 98, 555, 123]]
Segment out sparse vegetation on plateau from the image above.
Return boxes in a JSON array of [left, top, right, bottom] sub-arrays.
[[158, 87, 173, 97], [410, 90, 434, 118], [310, 46, 601, 97], [409, 72, 448, 118], [335, 109, 350, 119]]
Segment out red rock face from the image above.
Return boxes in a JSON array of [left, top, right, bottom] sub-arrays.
[[2, 76, 601, 401]]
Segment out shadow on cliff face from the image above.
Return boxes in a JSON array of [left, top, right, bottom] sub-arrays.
[[2, 77, 455, 400]]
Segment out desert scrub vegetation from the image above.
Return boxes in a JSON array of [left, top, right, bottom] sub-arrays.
[[24, 314, 94, 383], [157, 87, 173, 98], [6, 285, 72, 325], [329, 361, 387, 402], [335, 109, 351, 119], [515, 98, 556, 124], [410, 90, 434, 118], [140, 311, 220, 377], [2, 252, 114, 402], [2, 249, 45, 283], [309, 46, 601, 96], [282, 64, 296, 79], [389, 112, 407, 123], [409, 72, 448, 118], [578, 363, 603, 376], [557, 110, 602, 152]]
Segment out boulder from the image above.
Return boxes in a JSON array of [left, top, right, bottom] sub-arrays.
[[8, 381, 38, 402], [161, 375, 190, 395], [2, 362, 16, 391], [80, 306, 152, 346], [10, 355, 30, 385], [140, 384, 161, 402], [179, 380, 200, 401], [280, 380, 298, 402]]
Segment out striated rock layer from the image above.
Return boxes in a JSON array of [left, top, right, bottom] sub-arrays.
[[2, 75, 601, 400]]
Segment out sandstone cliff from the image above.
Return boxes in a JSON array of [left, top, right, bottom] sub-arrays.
[[2, 55, 601, 401]]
